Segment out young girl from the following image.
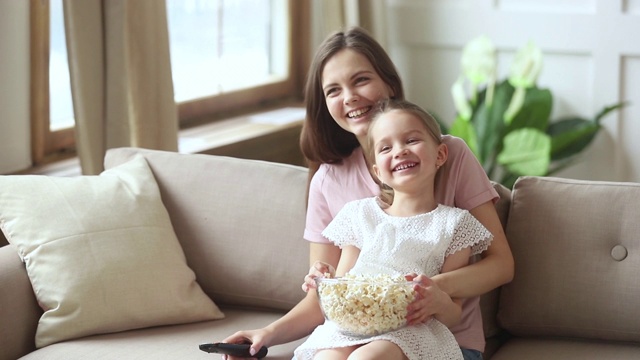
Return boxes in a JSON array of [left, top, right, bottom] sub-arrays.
[[292, 99, 493, 360], [222, 27, 512, 360]]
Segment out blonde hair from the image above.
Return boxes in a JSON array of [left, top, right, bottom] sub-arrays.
[[366, 99, 443, 204]]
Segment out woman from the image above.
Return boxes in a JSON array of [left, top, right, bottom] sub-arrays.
[[222, 27, 513, 360]]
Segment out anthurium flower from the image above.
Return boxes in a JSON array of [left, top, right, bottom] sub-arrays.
[[508, 40, 543, 89], [451, 77, 472, 121], [461, 35, 497, 86], [503, 86, 526, 124]]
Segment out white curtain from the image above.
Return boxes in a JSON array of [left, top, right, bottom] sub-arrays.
[[64, 0, 178, 175]]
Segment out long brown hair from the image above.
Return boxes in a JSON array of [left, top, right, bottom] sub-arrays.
[[299, 27, 404, 173]]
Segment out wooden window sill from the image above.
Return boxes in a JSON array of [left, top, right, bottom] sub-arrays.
[[22, 106, 306, 177]]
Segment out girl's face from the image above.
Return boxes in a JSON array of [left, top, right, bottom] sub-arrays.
[[321, 49, 394, 142], [371, 110, 447, 192]]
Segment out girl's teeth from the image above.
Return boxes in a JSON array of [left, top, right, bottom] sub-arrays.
[[394, 163, 415, 171]]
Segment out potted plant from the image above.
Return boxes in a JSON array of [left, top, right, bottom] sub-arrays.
[[442, 36, 627, 188]]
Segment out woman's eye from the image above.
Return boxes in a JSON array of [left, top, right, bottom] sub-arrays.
[[355, 76, 370, 85], [324, 87, 339, 97]]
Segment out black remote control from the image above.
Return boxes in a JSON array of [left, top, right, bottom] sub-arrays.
[[199, 343, 268, 358]]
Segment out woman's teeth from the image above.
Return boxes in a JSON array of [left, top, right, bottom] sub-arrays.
[[347, 107, 371, 118]]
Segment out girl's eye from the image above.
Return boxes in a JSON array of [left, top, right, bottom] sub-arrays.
[[407, 138, 420, 144], [378, 146, 391, 153]]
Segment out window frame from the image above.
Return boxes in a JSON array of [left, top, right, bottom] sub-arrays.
[[176, 0, 310, 127], [30, 0, 75, 166], [30, 0, 310, 164]]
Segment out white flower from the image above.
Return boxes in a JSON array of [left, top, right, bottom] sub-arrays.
[[503, 86, 526, 124], [508, 40, 543, 89], [461, 35, 497, 86], [451, 77, 472, 121]]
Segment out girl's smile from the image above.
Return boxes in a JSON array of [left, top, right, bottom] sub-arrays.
[[370, 110, 446, 194]]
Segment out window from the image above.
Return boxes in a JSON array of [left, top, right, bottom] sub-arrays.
[[31, 0, 75, 165], [166, 0, 307, 125], [31, 0, 308, 165]]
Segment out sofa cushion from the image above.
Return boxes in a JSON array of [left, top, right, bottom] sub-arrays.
[[498, 176, 640, 342], [104, 148, 310, 311], [0, 155, 224, 348], [490, 337, 640, 360], [18, 308, 307, 360]]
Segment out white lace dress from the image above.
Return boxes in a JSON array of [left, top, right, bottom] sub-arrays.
[[293, 198, 493, 360]]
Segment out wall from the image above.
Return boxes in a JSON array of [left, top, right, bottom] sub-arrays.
[[0, 0, 31, 174], [385, 0, 640, 183]]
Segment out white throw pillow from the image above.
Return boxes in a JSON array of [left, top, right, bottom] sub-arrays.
[[0, 155, 224, 348]]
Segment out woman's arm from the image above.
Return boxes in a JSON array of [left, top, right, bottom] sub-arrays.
[[267, 243, 357, 343], [432, 201, 514, 298], [222, 242, 341, 357], [302, 242, 342, 291]]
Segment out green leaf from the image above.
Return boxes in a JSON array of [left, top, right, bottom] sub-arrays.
[[547, 117, 599, 161], [449, 115, 479, 160], [508, 87, 552, 132], [594, 101, 629, 124], [431, 111, 450, 135], [473, 80, 513, 166], [499, 172, 521, 190], [497, 128, 551, 176]]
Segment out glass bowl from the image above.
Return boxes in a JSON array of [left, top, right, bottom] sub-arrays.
[[315, 274, 416, 337]]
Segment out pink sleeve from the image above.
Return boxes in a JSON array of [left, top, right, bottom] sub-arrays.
[[303, 166, 333, 243], [437, 136, 499, 210]]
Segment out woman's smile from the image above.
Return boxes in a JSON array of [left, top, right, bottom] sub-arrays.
[[321, 48, 394, 139]]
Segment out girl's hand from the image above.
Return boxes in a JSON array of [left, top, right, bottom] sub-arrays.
[[404, 273, 451, 325], [301, 261, 336, 292]]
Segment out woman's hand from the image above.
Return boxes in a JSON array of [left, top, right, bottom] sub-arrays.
[[220, 328, 272, 360], [404, 273, 452, 325], [301, 261, 336, 292]]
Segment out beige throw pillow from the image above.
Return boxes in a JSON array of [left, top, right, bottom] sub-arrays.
[[0, 155, 224, 348]]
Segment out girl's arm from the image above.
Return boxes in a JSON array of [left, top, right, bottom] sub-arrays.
[[432, 201, 514, 298], [333, 245, 360, 276]]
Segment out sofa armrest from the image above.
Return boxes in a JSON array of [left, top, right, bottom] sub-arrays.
[[0, 245, 41, 360]]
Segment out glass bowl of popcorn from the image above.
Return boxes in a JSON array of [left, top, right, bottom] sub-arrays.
[[315, 274, 416, 337]]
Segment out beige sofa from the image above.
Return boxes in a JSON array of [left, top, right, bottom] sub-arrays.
[[1, 147, 639, 360]]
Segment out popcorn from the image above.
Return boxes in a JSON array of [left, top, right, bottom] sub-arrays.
[[316, 274, 416, 336]]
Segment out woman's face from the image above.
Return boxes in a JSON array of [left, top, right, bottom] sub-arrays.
[[321, 49, 394, 142]]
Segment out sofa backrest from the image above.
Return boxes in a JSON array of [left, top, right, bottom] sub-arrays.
[[104, 148, 310, 311], [498, 176, 640, 342]]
